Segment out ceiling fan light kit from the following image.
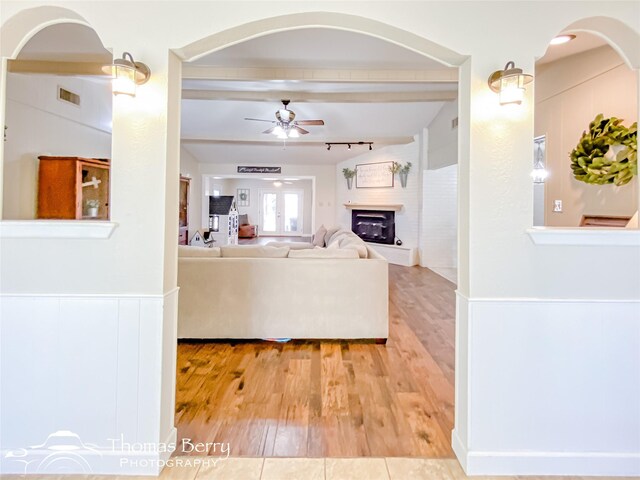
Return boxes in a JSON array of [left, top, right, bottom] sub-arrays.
[[245, 99, 325, 140]]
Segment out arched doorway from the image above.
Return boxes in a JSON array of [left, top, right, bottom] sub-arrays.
[[170, 12, 469, 461]]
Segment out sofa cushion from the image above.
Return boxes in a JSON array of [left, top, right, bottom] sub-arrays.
[[327, 230, 353, 248], [324, 226, 342, 246], [288, 247, 359, 259], [178, 245, 221, 257], [221, 245, 290, 258], [312, 225, 327, 247], [266, 241, 314, 250], [338, 236, 368, 259]]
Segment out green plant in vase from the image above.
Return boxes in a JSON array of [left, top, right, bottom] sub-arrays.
[[343, 167, 357, 189]]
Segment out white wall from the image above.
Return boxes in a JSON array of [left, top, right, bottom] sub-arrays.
[[427, 100, 458, 170], [179, 147, 201, 239], [420, 164, 457, 274], [336, 139, 421, 248], [535, 45, 639, 226], [2, 73, 112, 219]]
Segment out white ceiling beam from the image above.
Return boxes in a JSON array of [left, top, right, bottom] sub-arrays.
[[182, 89, 457, 102], [7, 60, 107, 76], [182, 65, 458, 83], [181, 136, 414, 146]]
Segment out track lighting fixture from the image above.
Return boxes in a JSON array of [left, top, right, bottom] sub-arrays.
[[325, 142, 373, 151]]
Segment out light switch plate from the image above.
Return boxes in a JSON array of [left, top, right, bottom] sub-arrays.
[[553, 200, 563, 212]]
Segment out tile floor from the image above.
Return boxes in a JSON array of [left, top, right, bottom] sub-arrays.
[[5, 457, 633, 479]]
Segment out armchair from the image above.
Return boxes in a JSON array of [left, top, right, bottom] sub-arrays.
[[238, 214, 258, 238]]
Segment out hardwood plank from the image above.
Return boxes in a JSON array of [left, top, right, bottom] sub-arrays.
[[175, 264, 456, 457]]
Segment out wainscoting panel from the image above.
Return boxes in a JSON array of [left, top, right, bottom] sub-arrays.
[[453, 293, 640, 477], [0, 291, 178, 476]]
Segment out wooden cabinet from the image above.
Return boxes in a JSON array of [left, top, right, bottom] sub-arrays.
[[179, 176, 191, 245], [37, 156, 110, 220]]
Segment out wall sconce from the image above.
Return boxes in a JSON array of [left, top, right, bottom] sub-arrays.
[[488, 61, 533, 105], [103, 52, 151, 96]]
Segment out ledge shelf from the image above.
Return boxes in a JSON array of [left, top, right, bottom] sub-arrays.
[[526, 227, 640, 247], [0, 220, 118, 239], [344, 203, 403, 211]]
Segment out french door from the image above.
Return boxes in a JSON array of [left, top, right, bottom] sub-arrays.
[[260, 190, 304, 235]]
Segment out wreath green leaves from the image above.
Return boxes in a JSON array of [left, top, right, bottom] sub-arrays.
[[570, 114, 637, 186]]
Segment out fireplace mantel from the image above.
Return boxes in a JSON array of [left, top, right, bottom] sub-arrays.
[[344, 203, 403, 212]]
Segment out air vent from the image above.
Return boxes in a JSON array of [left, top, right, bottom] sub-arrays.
[[451, 117, 459, 129], [58, 87, 80, 106]]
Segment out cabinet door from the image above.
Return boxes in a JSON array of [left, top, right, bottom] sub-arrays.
[[79, 162, 110, 219]]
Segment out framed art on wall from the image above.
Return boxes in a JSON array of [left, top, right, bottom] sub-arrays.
[[237, 188, 250, 207], [356, 161, 394, 188]]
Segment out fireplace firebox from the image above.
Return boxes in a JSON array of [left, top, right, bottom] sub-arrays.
[[351, 209, 395, 245]]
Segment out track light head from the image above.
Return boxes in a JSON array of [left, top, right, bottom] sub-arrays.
[[348, 144, 351, 150], [327, 144, 331, 151], [369, 144, 372, 151]]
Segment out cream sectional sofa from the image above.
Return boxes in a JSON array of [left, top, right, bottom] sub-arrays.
[[177, 229, 389, 340]]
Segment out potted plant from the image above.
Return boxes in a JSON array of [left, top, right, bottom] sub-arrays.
[[570, 114, 637, 186], [85, 199, 99, 218], [343, 167, 357, 190], [389, 161, 412, 187]]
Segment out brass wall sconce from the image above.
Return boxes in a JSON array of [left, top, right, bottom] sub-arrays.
[[488, 61, 533, 105], [103, 52, 151, 96]]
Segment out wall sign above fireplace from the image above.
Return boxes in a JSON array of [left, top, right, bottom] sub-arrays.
[[356, 161, 394, 188], [237, 166, 281, 174]]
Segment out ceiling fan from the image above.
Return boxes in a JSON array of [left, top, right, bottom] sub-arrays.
[[244, 100, 325, 139]]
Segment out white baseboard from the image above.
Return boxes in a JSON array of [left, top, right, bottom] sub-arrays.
[[454, 446, 640, 476]]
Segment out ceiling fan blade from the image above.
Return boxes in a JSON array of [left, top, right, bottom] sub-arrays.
[[244, 117, 276, 123], [295, 120, 325, 126], [292, 125, 309, 135], [262, 127, 276, 134]]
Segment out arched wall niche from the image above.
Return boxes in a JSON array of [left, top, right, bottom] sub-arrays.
[[0, 6, 106, 59], [532, 15, 639, 229], [1, 7, 113, 222]]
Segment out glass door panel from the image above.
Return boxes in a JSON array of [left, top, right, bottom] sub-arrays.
[[261, 192, 278, 233], [283, 192, 302, 233]]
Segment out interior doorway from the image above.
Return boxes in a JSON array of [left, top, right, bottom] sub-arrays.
[[174, 13, 465, 459]]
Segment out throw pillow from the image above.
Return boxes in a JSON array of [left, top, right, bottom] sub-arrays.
[[312, 225, 327, 247], [288, 248, 359, 259], [178, 245, 221, 257], [238, 214, 249, 226], [221, 245, 290, 258]]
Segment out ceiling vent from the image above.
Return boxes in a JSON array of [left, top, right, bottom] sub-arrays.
[[58, 86, 80, 106]]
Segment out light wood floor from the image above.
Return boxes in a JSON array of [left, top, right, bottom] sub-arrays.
[[175, 265, 456, 457]]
